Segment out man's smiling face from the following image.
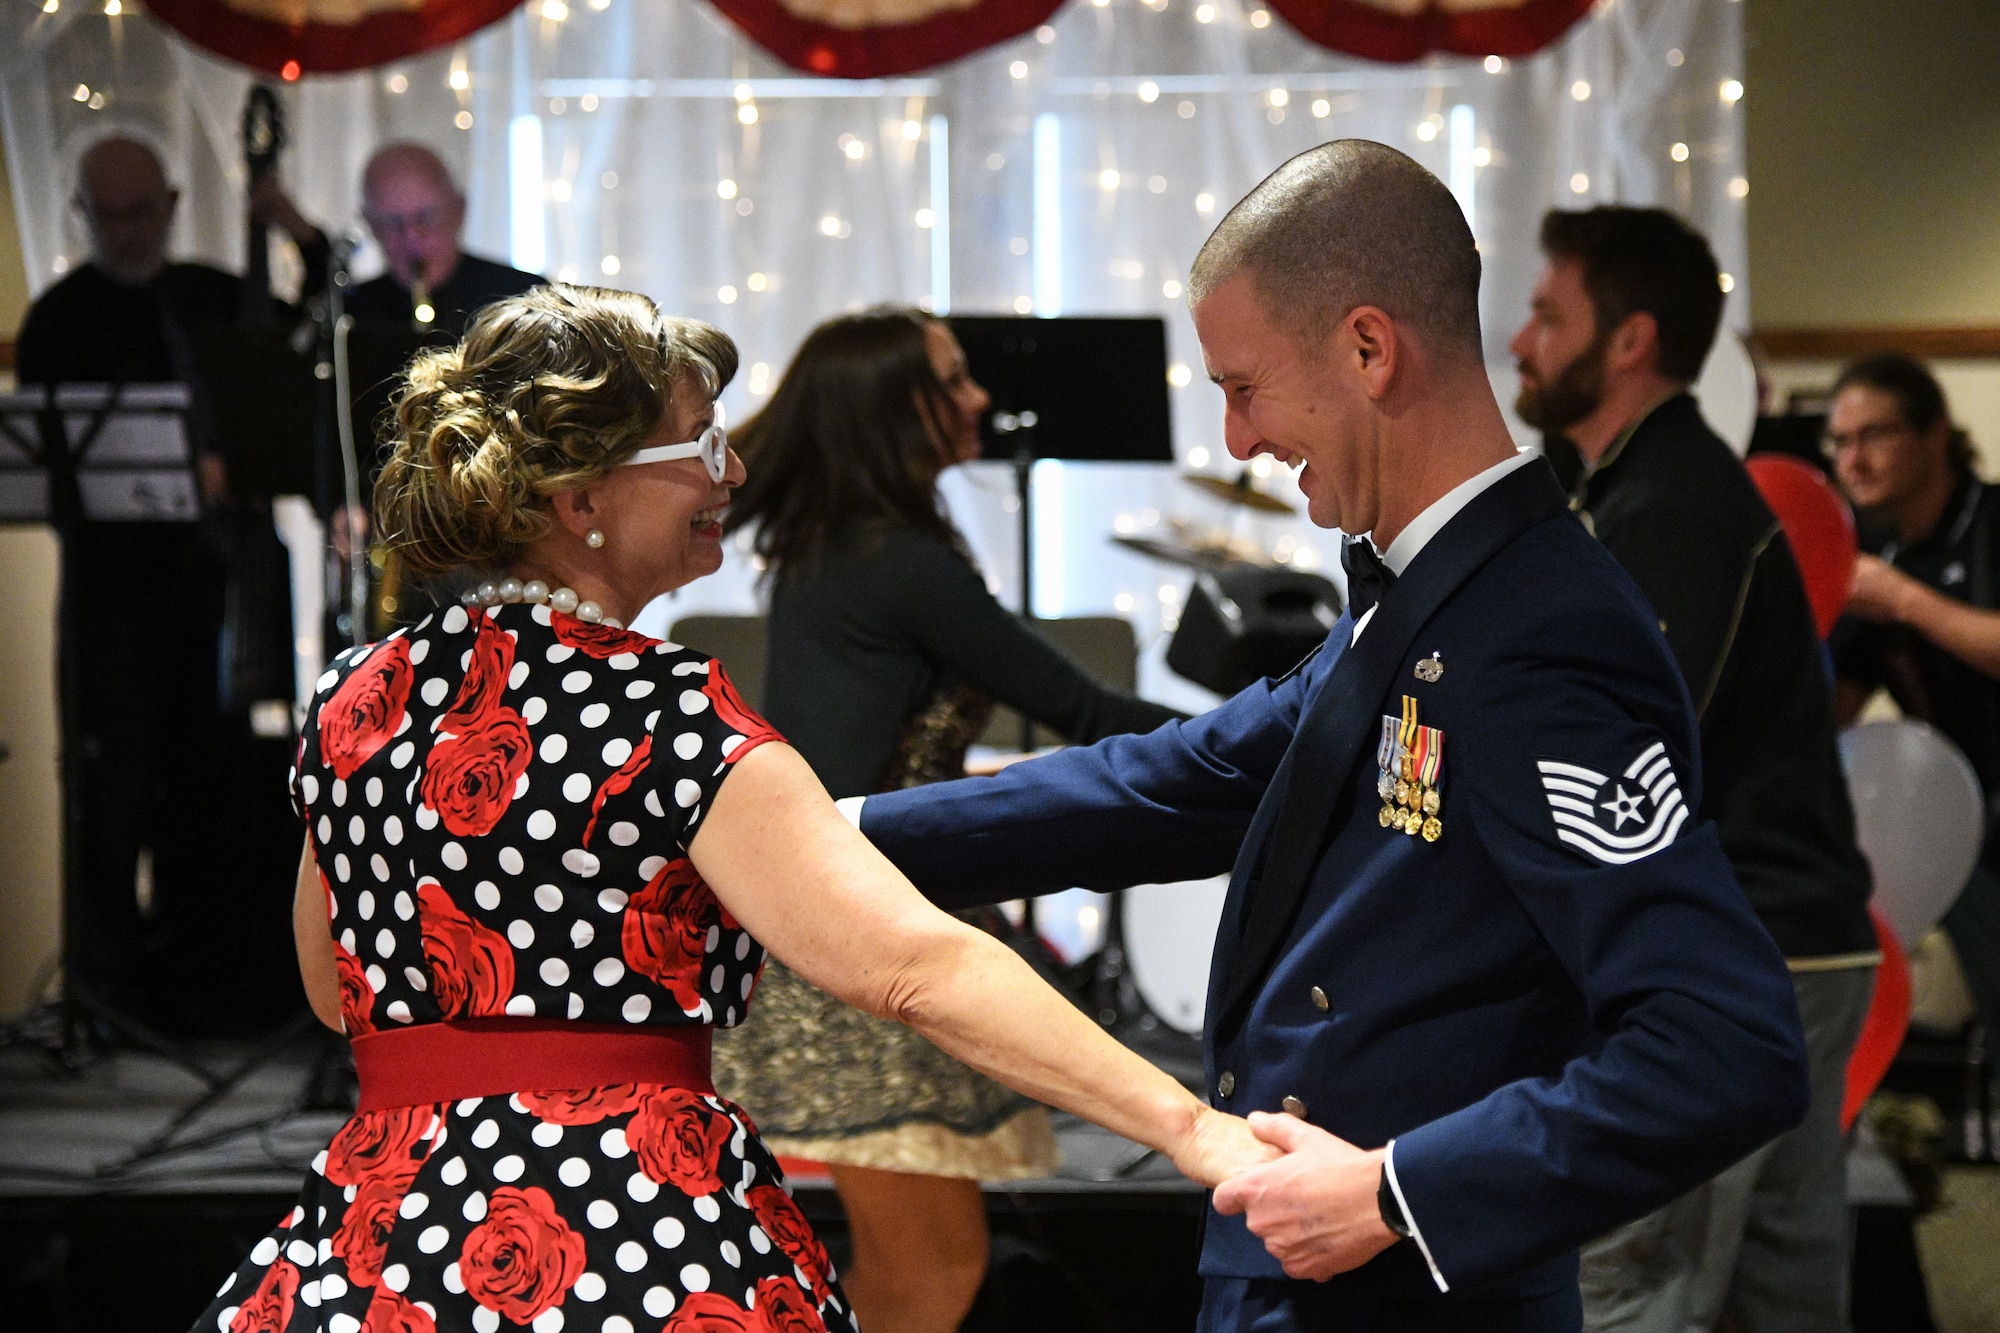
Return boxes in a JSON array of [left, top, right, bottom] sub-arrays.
[[1192, 273, 1368, 534]]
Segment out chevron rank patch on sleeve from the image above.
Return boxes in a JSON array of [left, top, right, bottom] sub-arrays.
[[1536, 740, 1689, 865]]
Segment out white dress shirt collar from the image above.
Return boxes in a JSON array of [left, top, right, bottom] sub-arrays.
[[1349, 447, 1538, 645], [1377, 447, 1539, 576]]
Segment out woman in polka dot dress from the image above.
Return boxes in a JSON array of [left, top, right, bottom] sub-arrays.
[[196, 286, 1275, 1333]]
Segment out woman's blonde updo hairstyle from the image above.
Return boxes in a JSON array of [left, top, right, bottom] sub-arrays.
[[374, 284, 738, 577]]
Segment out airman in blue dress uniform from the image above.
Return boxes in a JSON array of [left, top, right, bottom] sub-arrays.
[[842, 142, 1810, 1332]]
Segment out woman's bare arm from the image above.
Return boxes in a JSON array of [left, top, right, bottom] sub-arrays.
[[689, 742, 1275, 1187], [293, 838, 343, 1033]]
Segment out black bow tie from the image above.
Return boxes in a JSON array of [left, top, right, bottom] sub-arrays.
[[1341, 537, 1396, 620]]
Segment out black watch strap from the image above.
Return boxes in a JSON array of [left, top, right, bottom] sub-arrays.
[[1377, 1163, 1414, 1240]]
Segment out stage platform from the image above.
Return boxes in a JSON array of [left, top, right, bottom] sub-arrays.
[[8, 1028, 1986, 1332], [0, 1029, 1207, 1332]]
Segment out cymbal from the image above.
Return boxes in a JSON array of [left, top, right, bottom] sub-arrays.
[[1181, 471, 1296, 515], [1112, 533, 1272, 573]]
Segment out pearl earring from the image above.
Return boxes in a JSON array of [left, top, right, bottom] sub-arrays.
[[586, 529, 606, 549]]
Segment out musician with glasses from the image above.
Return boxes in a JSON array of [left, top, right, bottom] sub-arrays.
[[345, 142, 541, 335], [339, 143, 542, 617], [14, 134, 328, 1029], [1829, 353, 2000, 1044]]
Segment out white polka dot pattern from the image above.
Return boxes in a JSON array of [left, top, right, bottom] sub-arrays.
[[196, 606, 844, 1333], [292, 603, 776, 1046]]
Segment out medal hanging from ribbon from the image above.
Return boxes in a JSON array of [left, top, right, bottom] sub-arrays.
[[1376, 712, 1405, 828], [1415, 723, 1444, 842], [1376, 696, 1445, 842]]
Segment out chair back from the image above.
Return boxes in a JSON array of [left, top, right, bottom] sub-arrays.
[[977, 616, 1141, 751], [667, 615, 767, 710]]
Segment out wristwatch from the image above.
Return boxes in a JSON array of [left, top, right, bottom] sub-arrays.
[[1377, 1164, 1414, 1241]]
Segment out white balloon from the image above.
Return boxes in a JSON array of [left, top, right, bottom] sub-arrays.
[[1839, 720, 1983, 946], [1694, 331, 1760, 457], [1124, 876, 1231, 1035]]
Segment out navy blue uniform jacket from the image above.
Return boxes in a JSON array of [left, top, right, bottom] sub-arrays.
[[857, 458, 1809, 1313]]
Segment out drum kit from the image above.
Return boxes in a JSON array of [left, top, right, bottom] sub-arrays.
[[1109, 466, 1299, 575]]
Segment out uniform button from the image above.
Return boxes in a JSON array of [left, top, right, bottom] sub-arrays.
[[1310, 985, 1330, 1012], [1218, 1072, 1236, 1098], [1282, 1095, 1307, 1118]]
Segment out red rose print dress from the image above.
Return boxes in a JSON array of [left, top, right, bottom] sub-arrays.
[[196, 600, 855, 1333]]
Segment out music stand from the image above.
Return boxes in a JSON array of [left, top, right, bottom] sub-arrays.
[[0, 384, 225, 1080], [945, 318, 1190, 1067], [950, 316, 1175, 636], [0, 383, 202, 525]]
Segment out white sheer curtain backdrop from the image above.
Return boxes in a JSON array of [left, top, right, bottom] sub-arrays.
[[4, 0, 1747, 708]]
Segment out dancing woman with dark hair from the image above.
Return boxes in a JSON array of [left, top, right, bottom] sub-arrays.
[[193, 287, 1265, 1333], [719, 308, 1183, 1333]]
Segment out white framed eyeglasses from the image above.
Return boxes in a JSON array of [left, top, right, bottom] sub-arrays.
[[622, 402, 728, 482]]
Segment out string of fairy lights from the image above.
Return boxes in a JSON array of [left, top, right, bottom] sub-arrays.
[[20, 0, 1747, 661], [36, 0, 1749, 329]]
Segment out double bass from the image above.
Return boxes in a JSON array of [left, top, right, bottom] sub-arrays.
[[216, 85, 300, 719]]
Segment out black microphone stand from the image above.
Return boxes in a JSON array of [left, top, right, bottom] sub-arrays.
[[91, 241, 371, 1174]]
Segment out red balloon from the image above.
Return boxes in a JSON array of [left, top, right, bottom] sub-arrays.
[[1746, 454, 1859, 638], [1841, 907, 1910, 1132]]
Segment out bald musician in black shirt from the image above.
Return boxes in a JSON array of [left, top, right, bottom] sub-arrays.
[[17, 136, 326, 483], [345, 143, 541, 335], [15, 136, 326, 1024]]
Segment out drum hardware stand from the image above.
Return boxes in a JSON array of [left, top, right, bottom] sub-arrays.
[[1088, 896, 1202, 1075], [1000, 416, 1040, 752]]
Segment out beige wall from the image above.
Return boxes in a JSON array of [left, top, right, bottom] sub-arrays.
[[1746, 1, 2000, 463], [0, 139, 62, 1019], [1745, 0, 2000, 329], [0, 527, 62, 1018], [1766, 360, 2000, 481], [0, 137, 28, 343]]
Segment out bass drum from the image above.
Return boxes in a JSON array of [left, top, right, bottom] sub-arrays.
[[1122, 876, 1231, 1035]]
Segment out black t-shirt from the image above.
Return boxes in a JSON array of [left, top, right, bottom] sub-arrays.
[[14, 261, 232, 691], [345, 253, 543, 335], [1570, 394, 1876, 958], [1831, 475, 2000, 792], [16, 261, 242, 389], [761, 527, 1185, 798]]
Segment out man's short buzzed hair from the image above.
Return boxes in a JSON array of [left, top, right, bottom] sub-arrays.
[[1189, 140, 1483, 364]]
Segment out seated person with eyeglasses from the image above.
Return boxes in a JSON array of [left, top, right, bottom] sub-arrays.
[[1829, 352, 2000, 1043], [345, 142, 542, 335]]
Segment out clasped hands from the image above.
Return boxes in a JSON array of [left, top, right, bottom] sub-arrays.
[[1175, 1107, 1402, 1281]]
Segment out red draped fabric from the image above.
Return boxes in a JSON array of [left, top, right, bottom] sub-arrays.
[[706, 0, 1060, 78], [144, 0, 1596, 80], [146, 0, 528, 76], [706, 0, 1598, 76], [1262, 0, 1601, 65]]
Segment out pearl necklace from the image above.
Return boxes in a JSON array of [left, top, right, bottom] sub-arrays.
[[463, 576, 624, 630]]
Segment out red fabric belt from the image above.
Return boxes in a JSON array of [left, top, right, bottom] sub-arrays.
[[350, 1019, 713, 1112]]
